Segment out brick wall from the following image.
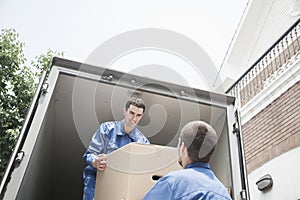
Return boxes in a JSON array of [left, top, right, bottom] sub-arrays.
[[242, 81, 300, 173]]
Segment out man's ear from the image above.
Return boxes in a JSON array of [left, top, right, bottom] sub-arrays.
[[179, 142, 186, 155], [123, 108, 126, 115]]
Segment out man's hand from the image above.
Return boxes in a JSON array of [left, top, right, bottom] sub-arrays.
[[92, 154, 107, 171]]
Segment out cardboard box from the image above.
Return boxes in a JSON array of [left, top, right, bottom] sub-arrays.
[[94, 143, 182, 200]]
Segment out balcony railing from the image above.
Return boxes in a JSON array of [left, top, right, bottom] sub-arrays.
[[226, 18, 300, 107]]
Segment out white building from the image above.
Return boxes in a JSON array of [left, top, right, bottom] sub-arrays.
[[221, 0, 300, 199]]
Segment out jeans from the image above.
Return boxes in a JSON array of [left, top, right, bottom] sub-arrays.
[[83, 173, 96, 200]]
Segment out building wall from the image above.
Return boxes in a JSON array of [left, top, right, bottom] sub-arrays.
[[223, 0, 299, 81], [242, 80, 300, 173], [222, 1, 300, 199], [246, 0, 300, 67], [239, 52, 300, 199]]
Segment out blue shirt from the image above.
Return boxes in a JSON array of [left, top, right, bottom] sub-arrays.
[[82, 120, 150, 200], [143, 162, 232, 200], [83, 120, 150, 175]]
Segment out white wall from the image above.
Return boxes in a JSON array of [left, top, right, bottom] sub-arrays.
[[248, 146, 300, 200], [222, 0, 300, 89]]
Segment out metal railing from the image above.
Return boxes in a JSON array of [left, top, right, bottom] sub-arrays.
[[226, 19, 300, 107]]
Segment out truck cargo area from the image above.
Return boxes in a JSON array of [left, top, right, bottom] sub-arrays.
[[1, 58, 247, 200]]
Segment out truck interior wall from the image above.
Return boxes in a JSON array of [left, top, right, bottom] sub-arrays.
[[16, 99, 55, 199], [210, 122, 232, 190], [16, 76, 86, 200], [52, 75, 87, 199], [69, 74, 229, 148], [11, 73, 233, 199]]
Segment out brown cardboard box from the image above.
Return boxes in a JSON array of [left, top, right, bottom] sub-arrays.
[[94, 143, 182, 200]]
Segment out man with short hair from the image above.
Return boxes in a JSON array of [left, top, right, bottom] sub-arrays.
[[82, 97, 150, 200], [143, 120, 232, 200]]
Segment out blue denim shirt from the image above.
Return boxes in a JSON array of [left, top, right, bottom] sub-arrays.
[[143, 162, 232, 200], [82, 120, 149, 200]]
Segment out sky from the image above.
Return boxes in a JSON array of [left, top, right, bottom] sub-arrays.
[[0, 0, 249, 90]]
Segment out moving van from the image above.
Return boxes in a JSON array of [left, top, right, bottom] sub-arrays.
[[0, 57, 249, 200]]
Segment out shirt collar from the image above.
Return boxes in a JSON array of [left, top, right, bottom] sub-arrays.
[[117, 120, 138, 141], [185, 162, 211, 170]]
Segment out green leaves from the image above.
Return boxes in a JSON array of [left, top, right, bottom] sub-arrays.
[[0, 29, 63, 180], [31, 49, 63, 80], [0, 29, 29, 181]]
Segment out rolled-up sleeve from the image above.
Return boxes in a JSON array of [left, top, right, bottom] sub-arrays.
[[83, 124, 107, 167]]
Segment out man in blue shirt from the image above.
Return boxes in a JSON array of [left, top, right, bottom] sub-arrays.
[[82, 97, 150, 200], [143, 121, 232, 200]]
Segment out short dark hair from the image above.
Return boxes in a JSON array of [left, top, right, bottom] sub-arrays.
[[180, 121, 217, 163], [125, 97, 146, 113]]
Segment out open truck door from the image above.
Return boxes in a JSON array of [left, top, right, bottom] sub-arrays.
[[1, 57, 249, 200]]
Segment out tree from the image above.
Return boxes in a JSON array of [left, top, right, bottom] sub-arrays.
[[0, 29, 62, 180]]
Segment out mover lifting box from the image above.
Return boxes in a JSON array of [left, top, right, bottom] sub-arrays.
[[0, 57, 250, 200]]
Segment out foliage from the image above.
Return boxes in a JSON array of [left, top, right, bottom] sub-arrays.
[[0, 29, 63, 180]]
